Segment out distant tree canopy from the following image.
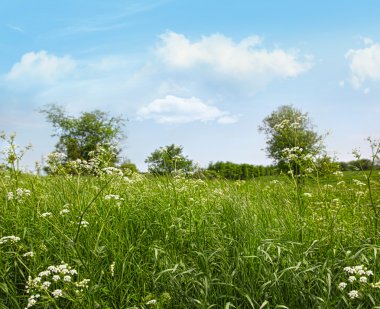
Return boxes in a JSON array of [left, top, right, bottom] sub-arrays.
[[40, 104, 125, 165], [339, 159, 380, 171], [207, 161, 278, 180], [259, 105, 324, 175], [119, 159, 138, 174], [145, 144, 194, 175]]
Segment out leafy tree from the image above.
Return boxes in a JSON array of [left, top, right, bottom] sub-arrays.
[[145, 144, 193, 175], [40, 104, 125, 165], [259, 105, 324, 176]]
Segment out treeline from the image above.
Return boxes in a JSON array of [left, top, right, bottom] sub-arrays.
[[206, 161, 278, 180], [339, 159, 380, 171], [203, 158, 380, 180]]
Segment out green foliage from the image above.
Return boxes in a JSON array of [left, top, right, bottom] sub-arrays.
[[145, 144, 194, 175], [207, 161, 278, 180], [0, 132, 32, 181], [340, 158, 380, 171], [259, 105, 324, 175], [314, 154, 340, 176], [40, 104, 125, 165], [119, 159, 138, 174], [1, 168, 380, 308]]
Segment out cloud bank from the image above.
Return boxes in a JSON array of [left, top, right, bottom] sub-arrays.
[[2, 31, 314, 123], [157, 31, 313, 80]]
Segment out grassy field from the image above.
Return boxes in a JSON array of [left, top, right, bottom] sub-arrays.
[[1, 170, 380, 308]]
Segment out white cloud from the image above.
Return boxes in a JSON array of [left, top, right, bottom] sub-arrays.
[[345, 42, 380, 90], [137, 95, 238, 124], [6, 51, 76, 83], [157, 31, 313, 79], [362, 37, 374, 45]]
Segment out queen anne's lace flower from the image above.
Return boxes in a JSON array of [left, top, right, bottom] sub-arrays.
[[348, 290, 359, 299], [52, 289, 63, 298], [25, 262, 90, 307], [0, 235, 20, 244], [338, 282, 347, 290]]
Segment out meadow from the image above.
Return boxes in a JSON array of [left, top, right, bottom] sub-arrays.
[[1, 166, 380, 308]]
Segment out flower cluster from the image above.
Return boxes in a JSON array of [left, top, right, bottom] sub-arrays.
[[333, 171, 344, 177], [104, 194, 123, 201], [60, 208, 70, 215], [40, 212, 52, 218], [45, 152, 66, 174], [78, 220, 90, 228], [273, 116, 305, 132], [7, 188, 31, 201], [110, 261, 116, 277], [65, 158, 99, 175], [23, 251, 35, 258], [25, 262, 90, 307], [352, 179, 366, 187], [338, 265, 375, 300], [0, 235, 21, 245], [101, 167, 124, 176]]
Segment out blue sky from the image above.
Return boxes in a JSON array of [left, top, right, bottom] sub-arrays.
[[1, 0, 380, 170]]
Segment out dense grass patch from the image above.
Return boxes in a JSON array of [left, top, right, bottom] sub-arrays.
[[1, 171, 380, 308]]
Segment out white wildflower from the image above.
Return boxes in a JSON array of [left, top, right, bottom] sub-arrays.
[[359, 276, 368, 283], [343, 267, 355, 274], [372, 281, 380, 288], [366, 270, 374, 276], [353, 179, 366, 187], [7, 192, 14, 200], [347, 290, 359, 299], [110, 261, 115, 277], [0, 235, 21, 244], [52, 275, 60, 282], [26, 297, 37, 308], [338, 282, 347, 290], [146, 299, 157, 305], [38, 271, 50, 277], [356, 191, 365, 197], [79, 220, 89, 227], [47, 265, 59, 273], [42, 281, 51, 289], [333, 171, 344, 177], [63, 275, 71, 282], [40, 212, 52, 218], [23, 251, 34, 257], [348, 276, 356, 283], [59, 208, 70, 215], [51, 289, 63, 298], [104, 194, 124, 201], [75, 279, 90, 289]]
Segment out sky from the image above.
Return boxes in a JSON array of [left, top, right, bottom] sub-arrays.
[[1, 0, 380, 171]]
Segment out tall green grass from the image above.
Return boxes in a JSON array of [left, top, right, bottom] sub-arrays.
[[1, 171, 380, 308]]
